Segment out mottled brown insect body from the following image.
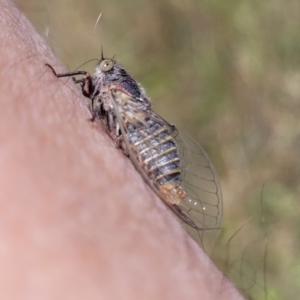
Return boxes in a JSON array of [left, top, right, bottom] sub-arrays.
[[46, 55, 223, 240]]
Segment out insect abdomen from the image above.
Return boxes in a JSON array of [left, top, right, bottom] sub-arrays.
[[127, 120, 181, 186]]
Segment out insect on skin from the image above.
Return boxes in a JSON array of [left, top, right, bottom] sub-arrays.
[[45, 55, 223, 236]]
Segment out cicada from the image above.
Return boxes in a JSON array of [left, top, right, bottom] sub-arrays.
[[46, 55, 223, 240]]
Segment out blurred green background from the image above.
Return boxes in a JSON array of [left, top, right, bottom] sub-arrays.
[[15, 0, 300, 298]]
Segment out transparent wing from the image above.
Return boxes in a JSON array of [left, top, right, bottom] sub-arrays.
[[172, 132, 223, 230]]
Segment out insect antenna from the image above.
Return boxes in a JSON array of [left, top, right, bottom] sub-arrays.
[[101, 45, 104, 60], [84, 12, 102, 64], [74, 58, 99, 71]]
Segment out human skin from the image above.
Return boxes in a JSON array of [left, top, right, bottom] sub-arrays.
[[0, 1, 244, 299]]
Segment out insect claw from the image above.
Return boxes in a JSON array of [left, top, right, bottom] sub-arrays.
[[45, 63, 57, 76], [89, 108, 100, 122]]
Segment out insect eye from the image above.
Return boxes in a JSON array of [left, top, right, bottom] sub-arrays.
[[100, 59, 114, 72]]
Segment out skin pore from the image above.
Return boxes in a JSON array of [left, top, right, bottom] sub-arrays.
[[0, 0, 243, 299]]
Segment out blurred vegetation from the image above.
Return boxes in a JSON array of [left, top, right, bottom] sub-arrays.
[[14, 0, 300, 298]]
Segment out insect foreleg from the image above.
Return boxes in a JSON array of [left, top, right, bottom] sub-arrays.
[[45, 64, 93, 98]]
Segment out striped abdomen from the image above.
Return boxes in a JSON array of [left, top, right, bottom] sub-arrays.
[[127, 119, 181, 186]]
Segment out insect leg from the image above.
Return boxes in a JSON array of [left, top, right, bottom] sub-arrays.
[[105, 113, 129, 156], [45, 64, 93, 98], [45, 64, 88, 78]]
